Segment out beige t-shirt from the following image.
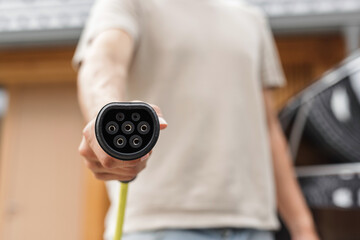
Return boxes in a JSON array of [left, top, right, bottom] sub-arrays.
[[73, 0, 285, 238]]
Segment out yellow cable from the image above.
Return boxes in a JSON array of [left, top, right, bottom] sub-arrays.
[[113, 182, 129, 240]]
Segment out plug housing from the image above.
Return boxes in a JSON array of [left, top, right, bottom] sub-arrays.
[[95, 102, 160, 161]]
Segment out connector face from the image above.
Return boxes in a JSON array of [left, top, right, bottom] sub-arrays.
[[95, 102, 160, 160]]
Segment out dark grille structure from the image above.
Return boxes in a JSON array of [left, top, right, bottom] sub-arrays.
[[279, 51, 360, 209]]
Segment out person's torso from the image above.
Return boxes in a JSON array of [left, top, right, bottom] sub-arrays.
[[106, 0, 279, 235]]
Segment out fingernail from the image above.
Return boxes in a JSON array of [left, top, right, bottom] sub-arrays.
[[159, 117, 167, 125], [141, 155, 148, 162]]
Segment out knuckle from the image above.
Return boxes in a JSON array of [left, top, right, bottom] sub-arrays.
[[131, 158, 142, 165], [85, 161, 98, 171], [82, 128, 90, 140], [101, 156, 114, 169], [121, 159, 138, 168], [137, 164, 146, 173], [121, 166, 136, 176], [82, 122, 94, 140], [140, 159, 148, 166], [78, 145, 88, 157], [140, 155, 148, 161], [93, 173, 106, 180], [140, 162, 147, 171], [127, 168, 138, 176]]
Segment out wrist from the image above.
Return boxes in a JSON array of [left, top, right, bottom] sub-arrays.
[[288, 216, 316, 235]]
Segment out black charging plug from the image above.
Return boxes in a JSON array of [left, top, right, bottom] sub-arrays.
[[95, 103, 161, 235], [95, 102, 160, 162]]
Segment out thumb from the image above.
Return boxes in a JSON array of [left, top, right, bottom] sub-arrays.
[[159, 117, 168, 130]]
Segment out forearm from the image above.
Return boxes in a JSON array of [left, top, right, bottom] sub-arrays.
[[77, 30, 134, 121], [269, 121, 315, 234], [78, 58, 127, 121]]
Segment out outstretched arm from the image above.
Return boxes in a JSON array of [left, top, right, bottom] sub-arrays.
[[263, 89, 319, 240], [76, 29, 167, 182], [77, 29, 134, 121]]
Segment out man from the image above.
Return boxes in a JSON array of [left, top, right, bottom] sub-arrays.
[[73, 0, 320, 239]]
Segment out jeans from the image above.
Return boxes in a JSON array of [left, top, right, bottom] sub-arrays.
[[123, 228, 274, 240]]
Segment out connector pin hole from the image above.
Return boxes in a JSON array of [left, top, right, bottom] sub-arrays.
[[113, 135, 126, 148], [131, 113, 141, 122], [105, 121, 119, 134], [129, 135, 142, 148], [121, 121, 135, 134], [133, 138, 140, 146], [117, 138, 124, 145], [137, 121, 150, 134], [125, 124, 132, 131], [116, 112, 125, 122]]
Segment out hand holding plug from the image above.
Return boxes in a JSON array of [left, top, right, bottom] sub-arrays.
[[79, 102, 167, 182]]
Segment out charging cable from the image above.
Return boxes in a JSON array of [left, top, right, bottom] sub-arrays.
[[113, 183, 129, 240]]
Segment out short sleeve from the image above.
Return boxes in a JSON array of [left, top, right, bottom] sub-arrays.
[[72, 0, 140, 70], [258, 13, 286, 88]]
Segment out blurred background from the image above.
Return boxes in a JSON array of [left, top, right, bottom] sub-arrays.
[[0, 0, 359, 240]]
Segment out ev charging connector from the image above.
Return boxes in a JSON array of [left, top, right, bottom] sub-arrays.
[[95, 102, 160, 240]]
